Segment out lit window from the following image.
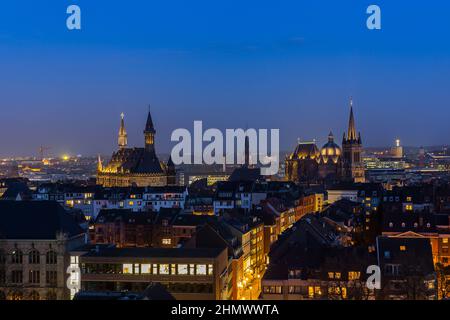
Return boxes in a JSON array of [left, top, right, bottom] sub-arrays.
[[348, 271, 361, 280], [314, 286, 322, 296], [123, 264, 133, 274], [178, 264, 188, 275], [406, 196, 412, 202], [171, 264, 176, 275], [308, 286, 314, 298], [341, 287, 347, 299], [128, 201, 134, 206], [328, 272, 334, 279], [134, 264, 140, 274], [159, 264, 170, 275], [443, 238, 449, 244], [405, 205, 413, 211], [162, 238, 172, 245], [189, 264, 195, 275], [152, 264, 158, 274], [208, 264, 214, 275], [335, 272, 341, 279], [400, 246, 406, 251], [196, 264, 207, 275], [141, 264, 151, 274]]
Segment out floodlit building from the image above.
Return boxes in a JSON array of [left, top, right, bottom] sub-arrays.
[[97, 110, 176, 187]]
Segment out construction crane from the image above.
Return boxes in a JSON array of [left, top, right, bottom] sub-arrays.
[[38, 146, 52, 160]]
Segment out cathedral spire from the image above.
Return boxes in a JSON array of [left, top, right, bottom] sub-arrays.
[[118, 112, 128, 149], [97, 154, 103, 172], [347, 98, 357, 141], [144, 106, 156, 153]]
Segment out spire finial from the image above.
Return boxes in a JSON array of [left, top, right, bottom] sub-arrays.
[[118, 112, 127, 148], [347, 99, 357, 141], [350, 96, 353, 107]]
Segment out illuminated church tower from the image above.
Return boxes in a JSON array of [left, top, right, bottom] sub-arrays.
[[342, 99, 365, 183], [118, 113, 128, 149], [97, 107, 176, 187]]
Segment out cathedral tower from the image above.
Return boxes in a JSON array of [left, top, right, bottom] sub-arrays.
[[342, 99, 365, 183], [118, 113, 128, 149]]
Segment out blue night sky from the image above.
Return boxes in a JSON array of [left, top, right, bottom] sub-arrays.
[[0, 0, 449, 157]]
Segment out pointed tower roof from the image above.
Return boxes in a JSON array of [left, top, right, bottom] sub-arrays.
[[119, 112, 127, 135], [118, 112, 128, 148], [97, 154, 103, 172], [144, 105, 155, 134], [347, 98, 357, 141]]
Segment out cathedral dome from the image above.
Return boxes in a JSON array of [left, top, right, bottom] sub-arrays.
[[320, 132, 341, 164], [289, 141, 320, 160]]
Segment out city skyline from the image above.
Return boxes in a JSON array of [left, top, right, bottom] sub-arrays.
[[0, 103, 446, 159], [2, 1, 450, 305], [1, 1, 450, 156]]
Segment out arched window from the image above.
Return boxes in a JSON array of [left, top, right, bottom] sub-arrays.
[[11, 250, 23, 264], [29, 250, 40, 264], [30, 291, 40, 300], [46, 251, 57, 264]]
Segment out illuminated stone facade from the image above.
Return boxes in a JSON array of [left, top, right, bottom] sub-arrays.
[[342, 100, 365, 183], [285, 100, 365, 184], [97, 110, 176, 187]]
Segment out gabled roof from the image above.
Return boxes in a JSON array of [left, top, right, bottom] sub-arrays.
[[1, 182, 31, 200], [376, 236, 435, 276], [0, 201, 85, 240]]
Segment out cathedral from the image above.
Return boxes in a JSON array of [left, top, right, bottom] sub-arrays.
[[96, 110, 176, 187], [285, 99, 365, 184]]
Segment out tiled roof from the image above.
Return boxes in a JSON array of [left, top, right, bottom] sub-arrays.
[[0, 201, 85, 240]]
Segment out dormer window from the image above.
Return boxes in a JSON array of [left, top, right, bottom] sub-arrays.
[[389, 222, 394, 228], [401, 222, 406, 228]]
